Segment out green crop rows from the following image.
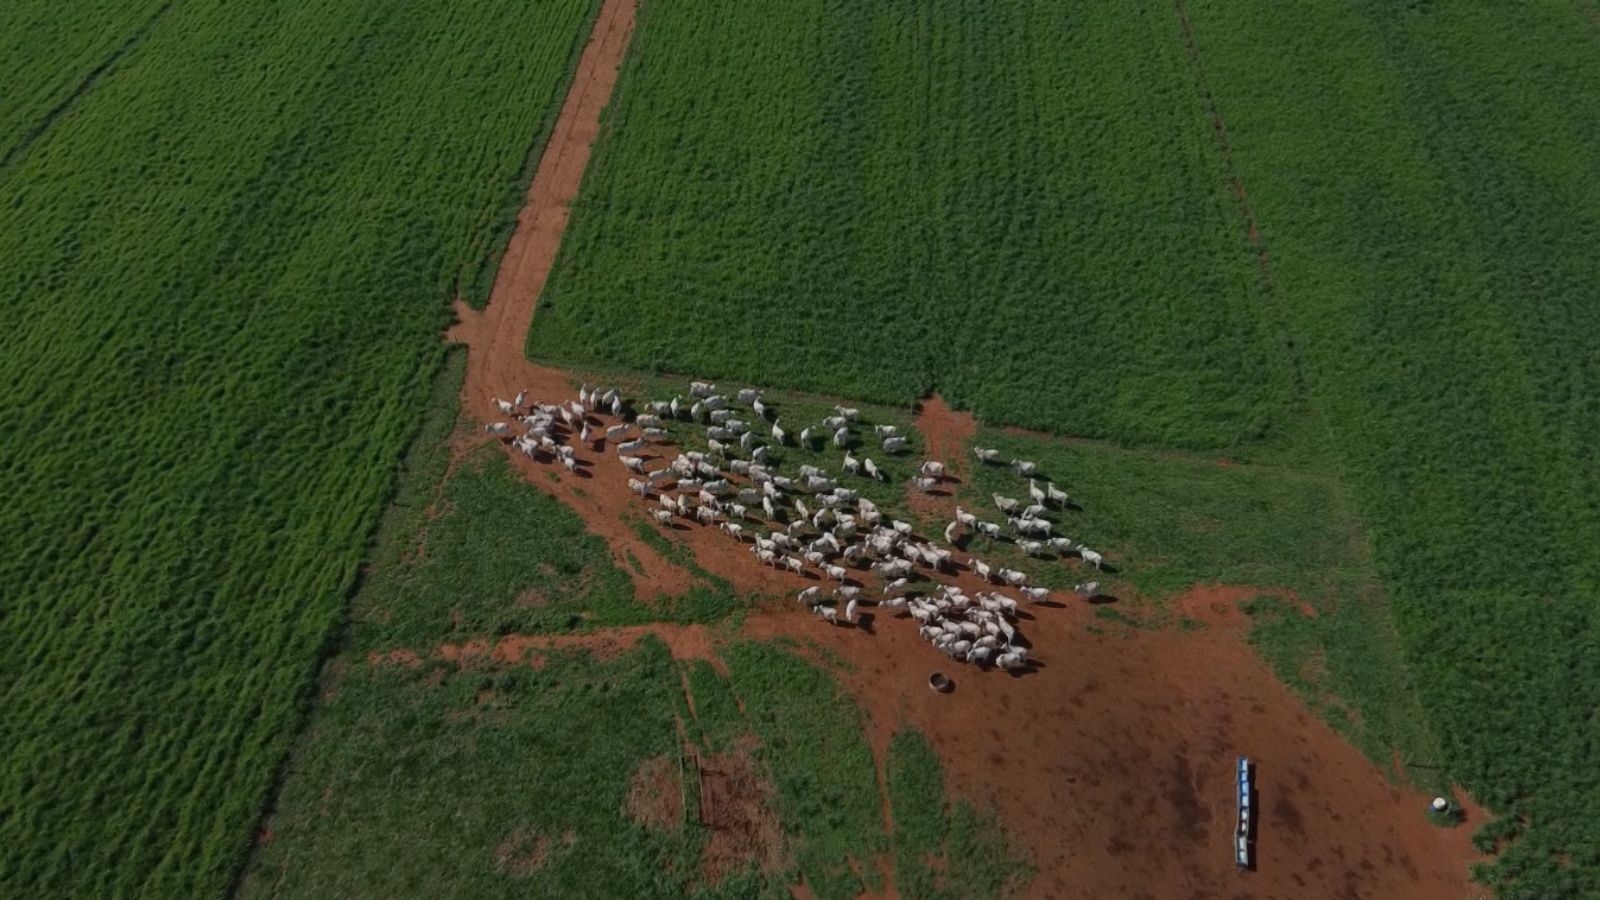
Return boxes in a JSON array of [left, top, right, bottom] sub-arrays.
[[0, 1, 599, 896], [534, 0, 1293, 449]]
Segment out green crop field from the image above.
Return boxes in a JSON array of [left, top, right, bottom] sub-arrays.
[[534, 0, 1294, 449], [534, 0, 1600, 895], [0, 1, 600, 895]]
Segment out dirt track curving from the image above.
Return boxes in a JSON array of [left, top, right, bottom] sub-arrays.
[[442, 0, 1486, 895]]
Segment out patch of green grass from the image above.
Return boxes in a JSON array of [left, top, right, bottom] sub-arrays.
[[721, 642, 887, 900], [960, 430, 1370, 604], [242, 639, 708, 899], [887, 729, 1031, 899]]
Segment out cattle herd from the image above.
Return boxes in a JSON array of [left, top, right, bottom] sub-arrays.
[[486, 381, 1106, 670]]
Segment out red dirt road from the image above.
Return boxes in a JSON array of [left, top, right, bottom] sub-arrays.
[[440, 0, 1486, 895]]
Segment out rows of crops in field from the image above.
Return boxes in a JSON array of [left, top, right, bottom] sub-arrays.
[[1183, 1, 1600, 894], [0, 0, 173, 166], [0, 1, 599, 895], [243, 369, 1019, 899], [533, 0, 1293, 449]]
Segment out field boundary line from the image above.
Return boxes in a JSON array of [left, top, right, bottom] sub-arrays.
[[0, 0, 180, 176], [1171, 0, 1308, 401]]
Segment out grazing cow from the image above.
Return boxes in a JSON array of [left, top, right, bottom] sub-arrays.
[[844, 598, 858, 623], [561, 455, 579, 473], [972, 446, 1001, 463], [653, 509, 675, 525], [943, 521, 961, 544], [737, 388, 761, 405], [484, 422, 512, 437], [954, 506, 977, 527], [874, 424, 898, 437], [993, 493, 1020, 514], [771, 420, 787, 445], [800, 426, 815, 449], [863, 458, 885, 481], [975, 521, 1002, 539], [1073, 580, 1101, 598], [797, 586, 822, 605], [1047, 483, 1071, 506], [784, 556, 805, 575], [1028, 479, 1047, 504], [1079, 549, 1104, 570], [843, 452, 861, 475], [824, 564, 848, 582], [1018, 539, 1046, 557], [920, 460, 945, 478], [999, 568, 1028, 587], [882, 436, 909, 453], [835, 406, 860, 422], [620, 455, 647, 474], [1011, 459, 1038, 476], [833, 426, 851, 448], [627, 478, 650, 497], [973, 559, 994, 581], [690, 381, 715, 398], [816, 605, 839, 625], [753, 398, 768, 420], [1011, 516, 1052, 536], [616, 438, 647, 455], [636, 414, 663, 429], [1021, 586, 1050, 603], [823, 415, 847, 430], [494, 397, 515, 415], [910, 475, 938, 493]]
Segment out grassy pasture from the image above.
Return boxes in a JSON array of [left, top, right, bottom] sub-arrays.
[[533, 0, 1292, 449], [0, 1, 600, 895]]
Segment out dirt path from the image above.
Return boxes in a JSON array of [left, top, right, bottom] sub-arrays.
[[447, 0, 696, 597]]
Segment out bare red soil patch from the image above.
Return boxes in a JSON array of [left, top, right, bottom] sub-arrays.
[[493, 827, 552, 877], [741, 587, 1482, 900], [437, 623, 721, 669], [698, 740, 786, 883], [625, 755, 684, 833]]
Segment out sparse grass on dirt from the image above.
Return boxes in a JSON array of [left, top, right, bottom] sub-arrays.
[[0, 3, 602, 894], [887, 730, 1032, 900]]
